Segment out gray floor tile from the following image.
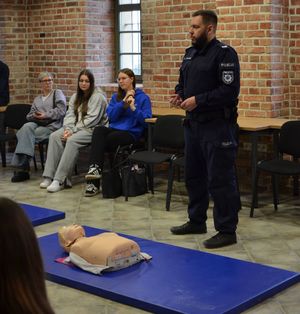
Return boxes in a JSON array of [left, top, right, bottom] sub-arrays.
[[1, 163, 300, 313]]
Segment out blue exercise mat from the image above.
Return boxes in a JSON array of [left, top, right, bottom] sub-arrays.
[[20, 203, 65, 226], [39, 226, 300, 314]]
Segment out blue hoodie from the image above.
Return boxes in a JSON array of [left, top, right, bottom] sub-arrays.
[[107, 88, 152, 140]]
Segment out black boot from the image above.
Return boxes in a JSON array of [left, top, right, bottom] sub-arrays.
[[203, 232, 237, 249], [11, 171, 30, 182]]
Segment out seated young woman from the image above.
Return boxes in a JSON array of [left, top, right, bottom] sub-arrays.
[[11, 71, 66, 182], [84, 68, 152, 197], [40, 69, 108, 192], [0, 197, 54, 314]]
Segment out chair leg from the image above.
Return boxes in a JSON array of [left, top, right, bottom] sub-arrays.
[[293, 175, 299, 196], [250, 169, 260, 217], [292, 157, 299, 196], [166, 162, 175, 211], [147, 164, 154, 194], [33, 155, 38, 170], [0, 142, 6, 167], [271, 174, 278, 211], [38, 143, 45, 170]]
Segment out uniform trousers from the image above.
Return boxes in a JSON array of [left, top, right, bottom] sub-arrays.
[[11, 122, 52, 169], [184, 118, 240, 233], [43, 128, 92, 183]]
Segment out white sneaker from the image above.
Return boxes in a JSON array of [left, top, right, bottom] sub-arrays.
[[47, 180, 63, 193], [40, 178, 52, 189]]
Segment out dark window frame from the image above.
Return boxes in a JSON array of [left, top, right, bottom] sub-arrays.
[[115, 1, 142, 82]]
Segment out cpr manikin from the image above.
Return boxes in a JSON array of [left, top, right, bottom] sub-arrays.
[[58, 224, 151, 274]]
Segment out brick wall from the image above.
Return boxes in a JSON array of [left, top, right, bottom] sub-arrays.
[[141, 0, 300, 120], [0, 0, 299, 191], [289, 0, 300, 116], [1, 0, 114, 103], [0, 0, 29, 103], [1, 0, 299, 117]]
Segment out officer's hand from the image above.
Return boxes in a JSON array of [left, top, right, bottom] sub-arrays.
[[170, 94, 183, 107], [180, 96, 197, 112]]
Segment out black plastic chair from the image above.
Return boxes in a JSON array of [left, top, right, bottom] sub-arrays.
[[250, 120, 300, 217], [125, 115, 185, 207], [0, 104, 31, 167]]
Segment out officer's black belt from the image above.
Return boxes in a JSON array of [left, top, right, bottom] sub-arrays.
[[188, 110, 227, 123]]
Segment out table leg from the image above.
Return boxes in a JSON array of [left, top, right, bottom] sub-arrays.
[[250, 132, 259, 208], [147, 123, 153, 151]]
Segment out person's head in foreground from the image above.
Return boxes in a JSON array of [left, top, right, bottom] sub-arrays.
[[0, 197, 54, 314]]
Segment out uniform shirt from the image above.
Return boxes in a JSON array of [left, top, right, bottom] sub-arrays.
[[175, 38, 240, 117]]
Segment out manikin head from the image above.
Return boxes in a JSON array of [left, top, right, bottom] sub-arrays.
[[58, 224, 85, 252]]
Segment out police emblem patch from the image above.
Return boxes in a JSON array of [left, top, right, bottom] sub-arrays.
[[222, 71, 234, 84]]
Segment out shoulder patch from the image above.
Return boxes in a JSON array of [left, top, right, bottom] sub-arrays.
[[222, 71, 234, 85]]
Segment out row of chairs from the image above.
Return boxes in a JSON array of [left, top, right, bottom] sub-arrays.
[[2, 104, 299, 215], [0, 105, 186, 210], [132, 117, 300, 215]]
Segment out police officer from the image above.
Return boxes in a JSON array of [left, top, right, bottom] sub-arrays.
[[170, 10, 241, 249], [0, 60, 10, 135], [0, 60, 9, 107]]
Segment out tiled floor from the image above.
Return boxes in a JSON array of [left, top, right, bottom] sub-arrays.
[[1, 161, 300, 314]]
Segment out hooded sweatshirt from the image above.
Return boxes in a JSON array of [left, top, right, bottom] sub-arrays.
[[107, 88, 152, 140]]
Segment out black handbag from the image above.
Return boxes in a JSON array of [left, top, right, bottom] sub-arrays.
[[121, 165, 148, 197], [101, 167, 123, 198], [27, 90, 56, 126]]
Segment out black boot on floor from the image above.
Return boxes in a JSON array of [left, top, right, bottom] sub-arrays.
[[170, 221, 207, 235], [11, 171, 30, 183], [203, 232, 237, 249]]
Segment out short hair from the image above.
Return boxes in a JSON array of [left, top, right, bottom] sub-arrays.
[[38, 71, 53, 82], [192, 10, 218, 27]]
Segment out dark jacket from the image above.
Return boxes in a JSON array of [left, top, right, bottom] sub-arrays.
[[0, 61, 9, 106], [175, 38, 240, 120]]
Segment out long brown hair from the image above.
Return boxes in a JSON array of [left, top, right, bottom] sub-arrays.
[[117, 68, 136, 101], [0, 198, 54, 314], [74, 69, 95, 123]]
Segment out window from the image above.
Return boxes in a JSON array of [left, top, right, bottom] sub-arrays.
[[116, 0, 141, 81]]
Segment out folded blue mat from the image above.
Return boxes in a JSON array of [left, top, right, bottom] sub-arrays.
[[39, 226, 300, 314], [20, 203, 65, 226]]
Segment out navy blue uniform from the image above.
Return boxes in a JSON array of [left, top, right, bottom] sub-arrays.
[[0, 60, 9, 107], [176, 38, 240, 233]]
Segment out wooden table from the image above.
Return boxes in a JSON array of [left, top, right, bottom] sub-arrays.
[[146, 107, 292, 202]]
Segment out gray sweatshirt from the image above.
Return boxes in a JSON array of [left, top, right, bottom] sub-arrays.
[[26, 89, 67, 131], [63, 87, 108, 134]]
